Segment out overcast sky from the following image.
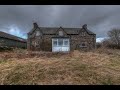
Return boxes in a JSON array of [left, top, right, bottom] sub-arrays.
[[0, 5, 120, 42]]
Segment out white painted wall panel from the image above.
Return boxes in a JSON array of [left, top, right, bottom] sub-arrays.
[[52, 46, 70, 52]]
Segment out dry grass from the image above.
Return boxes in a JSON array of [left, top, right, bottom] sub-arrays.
[[0, 48, 120, 85]]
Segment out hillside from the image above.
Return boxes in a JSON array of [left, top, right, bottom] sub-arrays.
[[0, 48, 120, 85]]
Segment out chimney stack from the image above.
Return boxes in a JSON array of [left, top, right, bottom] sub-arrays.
[[82, 24, 87, 30], [33, 22, 38, 29]]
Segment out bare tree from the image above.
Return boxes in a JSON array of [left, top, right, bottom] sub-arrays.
[[101, 39, 111, 48], [108, 28, 120, 48]]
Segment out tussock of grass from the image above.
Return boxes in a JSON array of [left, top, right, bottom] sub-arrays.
[[0, 48, 120, 85]]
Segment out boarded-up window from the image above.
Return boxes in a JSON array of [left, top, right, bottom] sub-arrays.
[[36, 31, 41, 36], [59, 31, 63, 36]]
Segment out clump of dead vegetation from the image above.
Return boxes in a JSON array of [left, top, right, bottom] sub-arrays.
[[0, 48, 120, 85], [0, 49, 73, 60]]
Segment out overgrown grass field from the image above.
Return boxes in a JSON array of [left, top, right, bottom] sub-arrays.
[[0, 48, 120, 85]]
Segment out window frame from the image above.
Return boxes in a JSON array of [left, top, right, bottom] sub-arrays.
[[53, 39, 58, 46], [52, 38, 69, 47], [58, 39, 63, 46], [63, 39, 69, 46]]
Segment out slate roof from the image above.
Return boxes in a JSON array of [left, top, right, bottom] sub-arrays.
[[28, 27, 95, 35], [40, 27, 79, 34], [0, 31, 27, 43]]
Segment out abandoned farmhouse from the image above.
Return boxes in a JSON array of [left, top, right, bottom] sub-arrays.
[[0, 31, 27, 49], [27, 23, 96, 52]]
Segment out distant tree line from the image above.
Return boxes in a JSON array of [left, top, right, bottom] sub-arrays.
[[96, 28, 120, 49]]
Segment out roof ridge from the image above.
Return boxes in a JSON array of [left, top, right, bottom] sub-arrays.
[[40, 26, 81, 29], [29, 27, 95, 35]]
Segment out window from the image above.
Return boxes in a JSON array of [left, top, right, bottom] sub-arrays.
[[80, 42, 87, 47], [52, 39, 69, 47], [58, 39, 63, 46], [59, 31, 63, 36], [36, 31, 41, 36], [82, 43, 85, 46], [53, 40, 57, 46], [64, 40, 69, 46]]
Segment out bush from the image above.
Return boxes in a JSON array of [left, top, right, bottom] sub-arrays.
[[0, 46, 13, 52]]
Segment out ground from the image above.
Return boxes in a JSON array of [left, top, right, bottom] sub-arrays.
[[0, 48, 120, 85]]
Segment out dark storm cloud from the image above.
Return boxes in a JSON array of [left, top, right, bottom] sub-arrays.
[[0, 5, 120, 41]]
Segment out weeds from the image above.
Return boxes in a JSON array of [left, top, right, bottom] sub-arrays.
[[0, 48, 120, 85]]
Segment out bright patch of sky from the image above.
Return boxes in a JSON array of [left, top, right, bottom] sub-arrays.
[[8, 25, 27, 39], [96, 37, 109, 42]]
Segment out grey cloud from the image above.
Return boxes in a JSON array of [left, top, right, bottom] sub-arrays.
[[0, 5, 120, 39]]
